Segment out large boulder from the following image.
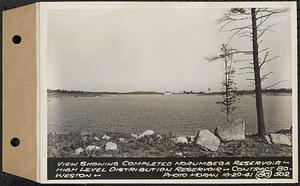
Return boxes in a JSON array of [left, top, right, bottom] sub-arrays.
[[138, 130, 154, 138], [130, 133, 138, 139], [105, 142, 118, 151], [269, 134, 292, 146], [215, 119, 245, 141], [195, 129, 220, 151], [172, 136, 188, 144], [118, 138, 126, 142], [85, 145, 101, 151], [74, 147, 84, 155]]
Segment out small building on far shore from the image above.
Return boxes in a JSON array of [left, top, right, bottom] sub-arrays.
[[164, 91, 172, 96]]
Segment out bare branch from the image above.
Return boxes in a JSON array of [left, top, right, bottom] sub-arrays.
[[262, 80, 288, 89], [257, 24, 277, 38], [256, 10, 286, 21], [259, 51, 269, 67], [261, 72, 273, 82], [260, 54, 279, 68], [206, 49, 252, 62], [235, 58, 253, 62], [236, 71, 253, 75], [258, 48, 269, 53], [240, 67, 254, 70]]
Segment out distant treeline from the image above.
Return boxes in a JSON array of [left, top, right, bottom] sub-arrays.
[[47, 88, 291, 97], [47, 89, 163, 96], [206, 88, 292, 95]]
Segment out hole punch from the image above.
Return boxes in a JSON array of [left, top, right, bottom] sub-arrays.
[[10, 138, 20, 147], [12, 35, 22, 44]]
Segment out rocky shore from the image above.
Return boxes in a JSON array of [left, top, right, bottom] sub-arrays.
[[48, 120, 292, 158]]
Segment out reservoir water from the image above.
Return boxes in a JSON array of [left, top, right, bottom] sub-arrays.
[[48, 95, 292, 136]]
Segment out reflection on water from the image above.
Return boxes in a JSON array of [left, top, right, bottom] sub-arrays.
[[48, 95, 292, 136]]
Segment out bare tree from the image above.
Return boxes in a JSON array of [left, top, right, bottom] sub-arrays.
[[215, 8, 286, 137]]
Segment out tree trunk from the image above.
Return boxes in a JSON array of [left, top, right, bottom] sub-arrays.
[[225, 57, 229, 122], [251, 8, 266, 137]]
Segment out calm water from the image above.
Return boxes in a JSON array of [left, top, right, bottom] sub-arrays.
[[48, 95, 292, 136]]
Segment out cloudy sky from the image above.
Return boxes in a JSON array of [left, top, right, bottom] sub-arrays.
[[47, 5, 292, 92]]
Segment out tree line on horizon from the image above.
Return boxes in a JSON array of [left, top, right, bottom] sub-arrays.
[[47, 88, 291, 95]]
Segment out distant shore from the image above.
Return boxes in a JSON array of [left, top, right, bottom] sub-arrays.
[[47, 88, 292, 98]]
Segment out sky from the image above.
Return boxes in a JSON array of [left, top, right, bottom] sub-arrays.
[[47, 6, 292, 92]]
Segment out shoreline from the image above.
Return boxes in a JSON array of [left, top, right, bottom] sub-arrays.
[[48, 92, 292, 99], [48, 128, 292, 158]]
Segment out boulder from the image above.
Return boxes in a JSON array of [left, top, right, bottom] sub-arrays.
[[74, 147, 84, 155], [187, 136, 195, 143], [118, 138, 126, 142], [172, 136, 188, 144], [130, 133, 138, 139], [156, 135, 163, 139], [85, 145, 101, 151], [138, 130, 154, 138], [215, 119, 245, 141], [102, 134, 111, 140], [287, 135, 292, 143], [175, 152, 183, 157], [269, 133, 292, 146], [105, 142, 118, 151], [94, 136, 100, 141], [195, 129, 220, 151], [264, 135, 271, 144]]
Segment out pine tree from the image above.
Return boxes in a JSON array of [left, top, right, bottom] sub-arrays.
[[216, 44, 239, 122]]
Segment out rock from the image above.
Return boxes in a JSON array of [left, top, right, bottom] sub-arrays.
[[60, 141, 72, 149], [130, 133, 138, 138], [175, 152, 183, 157], [138, 130, 154, 138], [195, 129, 220, 151], [102, 134, 111, 140], [118, 138, 126, 142], [287, 135, 292, 143], [85, 145, 101, 151], [269, 133, 292, 146], [81, 136, 88, 142], [74, 147, 84, 155], [187, 136, 195, 143], [94, 136, 100, 141], [215, 119, 245, 141], [264, 135, 271, 144], [80, 131, 90, 136], [105, 142, 118, 151], [157, 135, 163, 139], [172, 136, 188, 144]]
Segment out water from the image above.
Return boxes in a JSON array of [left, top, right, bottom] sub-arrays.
[[48, 95, 292, 136]]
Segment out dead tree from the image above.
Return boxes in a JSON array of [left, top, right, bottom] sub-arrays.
[[216, 8, 286, 136]]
